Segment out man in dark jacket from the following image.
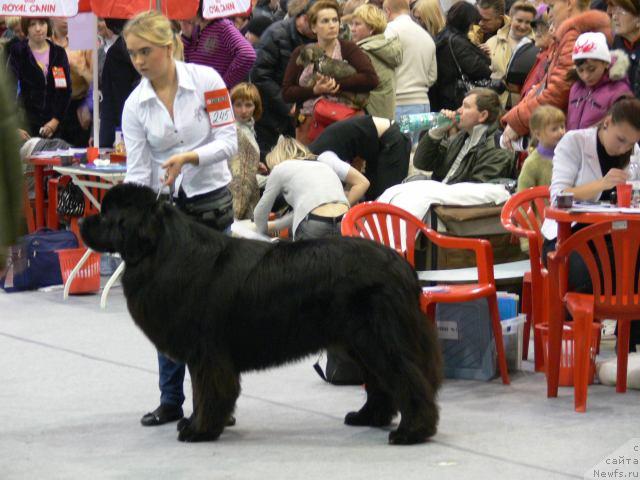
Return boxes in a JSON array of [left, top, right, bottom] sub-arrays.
[[413, 88, 514, 184], [250, 0, 315, 158], [99, 19, 140, 148]]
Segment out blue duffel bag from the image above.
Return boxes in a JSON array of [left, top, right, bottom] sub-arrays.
[[1, 229, 78, 292]]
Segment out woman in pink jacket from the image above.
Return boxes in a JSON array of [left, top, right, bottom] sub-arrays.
[[501, 0, 611, 148], [566, 32, 632, 131]]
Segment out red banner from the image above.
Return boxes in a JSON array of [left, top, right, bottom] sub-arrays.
[[90, 0, 198, 19]]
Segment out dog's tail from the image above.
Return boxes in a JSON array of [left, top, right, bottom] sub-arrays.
[[386, 253, 443, 395]]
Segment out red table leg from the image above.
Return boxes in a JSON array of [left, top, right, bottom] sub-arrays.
[[33, 165, 45, 230]]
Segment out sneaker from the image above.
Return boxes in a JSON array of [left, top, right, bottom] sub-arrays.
[[140, 404, 183, 427]]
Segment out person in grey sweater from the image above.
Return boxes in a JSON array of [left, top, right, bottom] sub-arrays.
[[253, 136, 369, 240]]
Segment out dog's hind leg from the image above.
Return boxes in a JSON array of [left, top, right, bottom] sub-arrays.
[[349, 317, 440, 445], [385, 356, 439, 445], [344, 381, 396, 427], [343, 344, 397, 427], [177, 354, 240, 443]]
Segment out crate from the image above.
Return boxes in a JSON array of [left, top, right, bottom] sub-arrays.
[[57, 248, 101, 294], [537, 323, 600, 386], [502, 315, 526, 372], [436, 301, 525, 380]]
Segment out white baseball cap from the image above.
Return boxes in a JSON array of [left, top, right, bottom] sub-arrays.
[[572, 32, 611, 63]]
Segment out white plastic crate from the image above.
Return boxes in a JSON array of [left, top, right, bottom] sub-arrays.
[[502, 314, 526, 372]]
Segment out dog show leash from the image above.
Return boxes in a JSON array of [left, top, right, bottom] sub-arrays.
[[156, 178, 176, 206]]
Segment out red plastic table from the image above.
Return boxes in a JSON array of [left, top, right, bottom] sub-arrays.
[[28, 156, 62, 229], [544, 206, 640, 398]]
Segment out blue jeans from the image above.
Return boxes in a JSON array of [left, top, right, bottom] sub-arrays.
[[395, 103, 430, 146], [158, 353, 186, 407]]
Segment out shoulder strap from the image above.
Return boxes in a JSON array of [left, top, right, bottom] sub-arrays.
[[448, 35, 467, 81]]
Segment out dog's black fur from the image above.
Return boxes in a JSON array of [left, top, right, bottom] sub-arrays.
[[81, 183, 442, 445]]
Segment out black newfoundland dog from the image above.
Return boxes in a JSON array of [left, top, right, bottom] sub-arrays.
[[81, 183, 442, 445]]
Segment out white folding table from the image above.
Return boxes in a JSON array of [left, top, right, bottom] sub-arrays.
[[53, 165, 126, 308]]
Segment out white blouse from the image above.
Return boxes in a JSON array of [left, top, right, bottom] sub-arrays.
[[122, 60, 237, 196]]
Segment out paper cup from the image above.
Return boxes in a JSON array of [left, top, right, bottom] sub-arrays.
[[617, 183, 632, 208]]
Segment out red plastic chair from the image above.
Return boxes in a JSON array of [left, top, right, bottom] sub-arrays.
[[547, 220, 640, 412], [342, 201, 510, 385], [500, 186, 550, 371]]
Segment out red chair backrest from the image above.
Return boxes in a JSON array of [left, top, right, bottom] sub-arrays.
[[342, 202, 496, 286], [341, 202, 427, 267], [550, 220, 640, 320], [501, 186, 549, 254], [501, 186, 550, 283]]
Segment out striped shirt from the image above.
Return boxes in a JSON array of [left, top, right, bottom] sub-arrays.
[[182, 19, 256, 89]]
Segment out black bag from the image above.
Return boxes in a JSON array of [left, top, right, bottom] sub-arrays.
[[57, 181, 85, 217], [313, 347, 363, 385], [1, 228, 78, 292], [448, 37, 492, 106], [505, 42, 540, 88], [178, 187, 234, 232]]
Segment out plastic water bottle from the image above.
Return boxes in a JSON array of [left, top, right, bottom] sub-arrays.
[[632, 187, 640, 208], [397, 112, 459, 134], [113, 128, 125, 155]]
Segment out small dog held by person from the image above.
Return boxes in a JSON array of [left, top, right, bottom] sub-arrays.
[[296, 44, 369, 109]]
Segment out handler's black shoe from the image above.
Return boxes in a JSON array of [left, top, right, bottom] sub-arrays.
[[140, 404, 184, 426]]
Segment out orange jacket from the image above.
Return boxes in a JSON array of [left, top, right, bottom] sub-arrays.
[[502, 10, 611, 136]]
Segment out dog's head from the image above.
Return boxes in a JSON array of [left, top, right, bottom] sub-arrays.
[[296, 44, 325, 67], [81, 183, 163, 264]]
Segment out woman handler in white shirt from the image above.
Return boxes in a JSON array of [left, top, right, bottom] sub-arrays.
[[543, 97, 640, 351], [253, 136, 370, 240], [121, 11, 237, 429]]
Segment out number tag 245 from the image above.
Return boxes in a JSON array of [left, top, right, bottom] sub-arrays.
[[204, 89, 235, 128]]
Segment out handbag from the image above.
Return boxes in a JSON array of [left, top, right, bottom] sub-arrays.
[[448, 36, 492, 106], [307, 97, 361, 143], [57, 180, 85, 217], [0, 228, 78, 292]]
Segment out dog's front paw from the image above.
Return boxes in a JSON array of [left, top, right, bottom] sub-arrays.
[[388, 428, 432, 445], [177, 416, 191, 432], [177, 423, 222, 442]]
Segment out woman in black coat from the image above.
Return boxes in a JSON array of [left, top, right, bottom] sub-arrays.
[[8, 17, 71, 138], [429, 2, 491, 111]]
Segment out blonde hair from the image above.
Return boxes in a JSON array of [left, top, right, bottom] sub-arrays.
[[123, 10, 184, 61], [342, 0, 368, 24], [352, 4, 388, 34], [529, 105, 566, 140], [412, 0, 444, 37], [265, 136, 317, 170], [5, 17, 21, 30], [574, 0, 591, 11], [231, 82, 263, 121]]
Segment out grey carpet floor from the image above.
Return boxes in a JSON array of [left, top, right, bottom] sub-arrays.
[[1, 284, 638, 480]]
